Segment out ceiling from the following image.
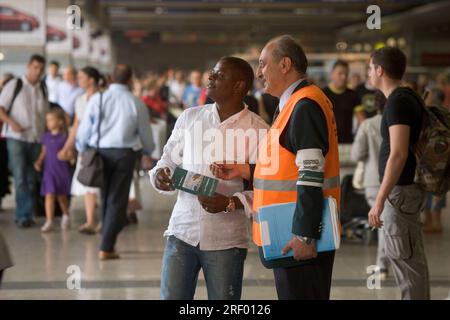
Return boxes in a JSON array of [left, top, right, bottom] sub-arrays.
[[74, 0, 448, 51]]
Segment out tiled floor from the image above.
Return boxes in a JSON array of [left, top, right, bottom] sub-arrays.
[[0, 178, 449, 300]]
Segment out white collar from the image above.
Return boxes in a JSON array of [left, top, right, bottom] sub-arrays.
[[211, 102, 249, 125], [278, 78, 305, 112], [21, 75, 40, 88]]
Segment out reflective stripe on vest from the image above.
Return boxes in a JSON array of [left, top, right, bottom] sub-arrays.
[[253, 175, 340, 192]]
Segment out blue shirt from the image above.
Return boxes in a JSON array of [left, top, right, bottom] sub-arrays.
[[76, 84, 155, 156], [182, 84, 202, 108], [57, 81, 84, 117]]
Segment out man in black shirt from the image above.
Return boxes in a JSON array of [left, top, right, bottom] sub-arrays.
[[367, 46, 429, 300], [323, 60, 364, 143], [355, 80, 378, 119]]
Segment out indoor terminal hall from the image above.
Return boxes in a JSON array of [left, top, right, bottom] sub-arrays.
[[0, 0, 450, 303]]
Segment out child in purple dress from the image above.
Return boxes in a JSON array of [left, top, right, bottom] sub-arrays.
[[34, 108, 72, 233]]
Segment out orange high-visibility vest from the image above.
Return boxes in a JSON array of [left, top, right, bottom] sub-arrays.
[[252, 84, 341, 246]]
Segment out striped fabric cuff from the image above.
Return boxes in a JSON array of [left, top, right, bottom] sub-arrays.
[[296, 148, 325, 188], [297, 170, 324, 187]]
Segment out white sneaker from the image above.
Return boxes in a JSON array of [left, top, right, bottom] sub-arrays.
[[61, 215, 71, 230], [41, 220, 54, 233]]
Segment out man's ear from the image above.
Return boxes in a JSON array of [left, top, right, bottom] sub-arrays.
[[234, 80, 247, 95], [376, 65, 383, 78], [280, 57, 293, 74]]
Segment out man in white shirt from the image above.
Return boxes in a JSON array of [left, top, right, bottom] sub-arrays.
[[57, 66, 84, 119], [149, 57, 269, 300], [77, 64, 155, 260], [168, 70, 186, 105], [45, 61, 61, 105], [0, 54, 49, 227]]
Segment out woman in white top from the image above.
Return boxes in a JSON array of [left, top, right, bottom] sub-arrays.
[[59, 66, 101, 234], [351, 91, 390, 279]]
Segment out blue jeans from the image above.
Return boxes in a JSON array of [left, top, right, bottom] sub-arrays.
[[160, 235, 247, 300], [6, 139, 41, 224]]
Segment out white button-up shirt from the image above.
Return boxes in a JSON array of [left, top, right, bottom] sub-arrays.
[[0, 76, 49, 143], [149, 103, 269, 250], [76, 84, 155, 156], [278, 78, 304, 113], [45, 75, 62, 104], [57, 81, 84, 117]]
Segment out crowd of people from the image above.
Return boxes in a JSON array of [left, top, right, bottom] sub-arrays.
[[0, 35, 449, 299]]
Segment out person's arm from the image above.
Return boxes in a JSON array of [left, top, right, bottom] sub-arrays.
[[291, 100, 328, 239], [368, 124, 410, 227], [209, 163, 251, 180], [351, 121, 369, 162], [281, 99, 328, 261], [0, 79, 24, 133], [34, 145, 46, 172], [58, 115, 79, 161], [204, 118, 270, 216], [75, 95, 97, 153], [66, 115, 79, 150], [135, 99, 155, 156], [0, 107, 23, 133], [148, 108, 186, 195], [197, 193, 245, 213]]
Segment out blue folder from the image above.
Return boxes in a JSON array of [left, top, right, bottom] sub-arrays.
[[258, 197, 340, 261]]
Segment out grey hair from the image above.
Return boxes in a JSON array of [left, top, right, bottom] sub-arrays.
[[269, 35, 308, 74]]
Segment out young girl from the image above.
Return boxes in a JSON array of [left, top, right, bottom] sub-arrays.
[[34, 108, 72, 233]]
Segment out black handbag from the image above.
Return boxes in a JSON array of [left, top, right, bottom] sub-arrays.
[[77, 93, 104, 188]]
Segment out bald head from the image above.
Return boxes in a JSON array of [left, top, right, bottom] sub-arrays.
[[257, 35, 308, 97], [113, 64, 133, 85], [63, 65, 77, 83]]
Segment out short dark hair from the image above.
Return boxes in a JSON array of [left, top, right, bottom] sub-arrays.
[[332, 59, 349, 71], [219, 56, 254, 93], [49, 60, 60, 68], [81, 66, 101, 85], [113, 64, 133, 84], [371, 46, 407, 80], [269, 35, 308, 74], [29, 54, 46, 65]]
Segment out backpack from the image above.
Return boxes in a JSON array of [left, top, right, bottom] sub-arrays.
[[6, 78, 48, 115], [400, 88, 450, 196], [3, 78, 48, 134]]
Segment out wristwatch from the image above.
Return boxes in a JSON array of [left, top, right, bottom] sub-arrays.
[[225, 197, 236, 213], [296, 236, 314, 245]]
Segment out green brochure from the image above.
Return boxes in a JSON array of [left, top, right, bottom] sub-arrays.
[[171, 167, 218, 197]]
